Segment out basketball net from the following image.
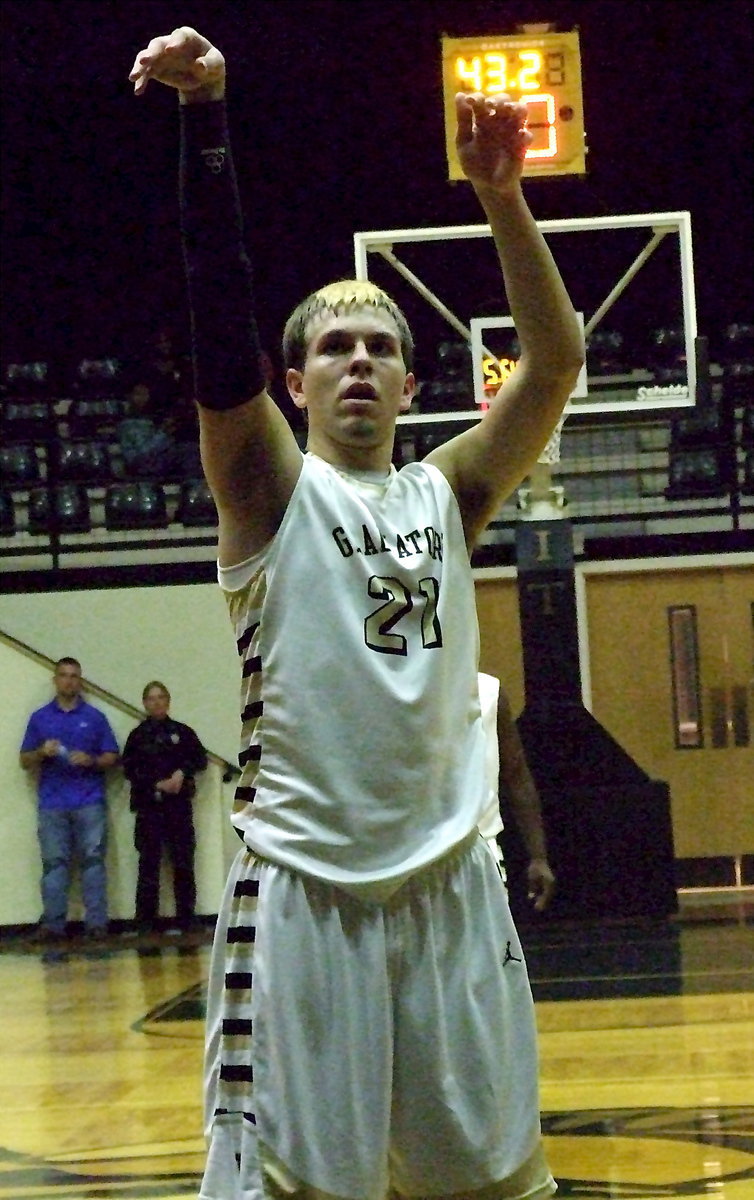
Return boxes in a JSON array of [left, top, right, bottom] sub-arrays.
[[537, 410, 567, 465], [518, 410, 568, 518]]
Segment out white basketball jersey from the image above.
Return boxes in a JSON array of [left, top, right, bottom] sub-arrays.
[[477, 672, 504, 842], [220, 452, 488, 901]]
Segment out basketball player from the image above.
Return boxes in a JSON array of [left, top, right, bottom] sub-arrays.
[[478, 673, 555, 911], [129, 25, 583, 1200]]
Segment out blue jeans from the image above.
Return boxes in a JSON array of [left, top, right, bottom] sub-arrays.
[[37, 805, 108, 933]]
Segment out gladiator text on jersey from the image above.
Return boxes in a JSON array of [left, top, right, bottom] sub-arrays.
[[331, 523, 444, 562]]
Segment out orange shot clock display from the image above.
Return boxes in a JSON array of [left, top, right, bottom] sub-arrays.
[[441, 31, 586, 179]]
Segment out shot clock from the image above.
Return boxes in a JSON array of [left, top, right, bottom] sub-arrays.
[[441, 31, 586, 179]]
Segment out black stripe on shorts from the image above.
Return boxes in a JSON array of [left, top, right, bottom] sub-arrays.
[[233, 879, 260, 898], [225, 972, 253, 989], [227, 925, 256, 944], [236, 623, 259, 655], [220, 1064, 254, 1083], [223, 1018, 253, 1036]]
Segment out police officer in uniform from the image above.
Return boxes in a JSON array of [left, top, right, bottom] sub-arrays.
[[123, 680, 207, 933]]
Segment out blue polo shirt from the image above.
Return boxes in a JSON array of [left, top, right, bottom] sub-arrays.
[[20, 698, 120, 811]]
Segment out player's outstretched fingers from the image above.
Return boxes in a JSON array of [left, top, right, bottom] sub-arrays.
[[130, 27, 224, 96], [128, 34, 172, 93]]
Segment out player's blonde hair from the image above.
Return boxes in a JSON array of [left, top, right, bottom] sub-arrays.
[[282, 280, 414, 372]]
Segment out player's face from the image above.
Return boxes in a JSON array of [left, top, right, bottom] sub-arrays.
[[144, 687, 170, 720], [286, 307, 414, 457]]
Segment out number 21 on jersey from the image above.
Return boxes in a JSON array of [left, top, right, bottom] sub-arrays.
[[364, 575, 443, 656]]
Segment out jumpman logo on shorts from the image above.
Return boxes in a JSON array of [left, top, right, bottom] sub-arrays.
[[503, 940, 522, 966]]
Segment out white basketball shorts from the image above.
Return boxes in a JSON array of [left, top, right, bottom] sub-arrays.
[[200, 835, 555, 1200]]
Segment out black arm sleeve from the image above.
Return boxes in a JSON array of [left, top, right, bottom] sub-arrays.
[[179, 99, 265, 410]]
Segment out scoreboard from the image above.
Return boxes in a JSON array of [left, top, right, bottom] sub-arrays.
[[442, 31, 586, 179]]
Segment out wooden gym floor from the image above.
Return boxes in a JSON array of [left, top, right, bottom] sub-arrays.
[[0, 902, 752, 1199]]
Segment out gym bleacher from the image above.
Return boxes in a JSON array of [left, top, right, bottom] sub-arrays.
[[1, 322, 752, 576]]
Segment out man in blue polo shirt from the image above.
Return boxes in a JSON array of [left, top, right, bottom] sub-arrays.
[[20, 657, 120, 942]]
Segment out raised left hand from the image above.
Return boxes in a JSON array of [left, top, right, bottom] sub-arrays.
[[455, 92, 532, 194]]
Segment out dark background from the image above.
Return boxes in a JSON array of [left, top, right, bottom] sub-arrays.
[[2, 0, 752, 385]]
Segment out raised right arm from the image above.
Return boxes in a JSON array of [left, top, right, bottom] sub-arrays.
[[129, 28, 302, 565]]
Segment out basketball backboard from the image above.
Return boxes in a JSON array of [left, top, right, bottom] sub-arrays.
[[353, 212, 697, 424]]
